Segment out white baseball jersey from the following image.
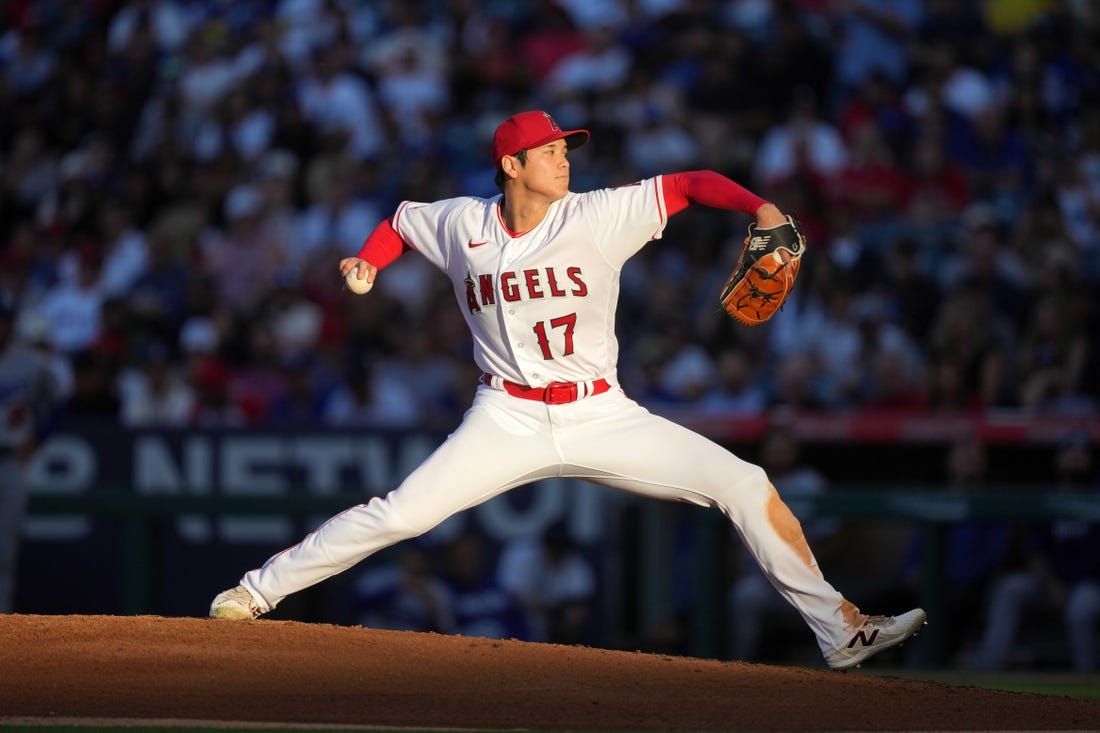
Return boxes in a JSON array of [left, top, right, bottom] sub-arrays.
[[392, 178, 668, 387]]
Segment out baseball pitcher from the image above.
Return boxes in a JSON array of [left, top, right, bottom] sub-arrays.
[[211, 111, 925, 670]]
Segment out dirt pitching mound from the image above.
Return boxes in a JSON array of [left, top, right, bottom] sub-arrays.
[[1, 614, 1098, 731]]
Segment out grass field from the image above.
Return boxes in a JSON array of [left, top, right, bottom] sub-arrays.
[[878, 668, 1100, 700]]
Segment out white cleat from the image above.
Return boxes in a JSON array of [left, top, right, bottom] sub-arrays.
[[209, 585, 262, 620], [825, 608, 927, 671]]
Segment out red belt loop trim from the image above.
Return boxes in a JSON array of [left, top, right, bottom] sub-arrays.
[[482, 373, 611, 404]]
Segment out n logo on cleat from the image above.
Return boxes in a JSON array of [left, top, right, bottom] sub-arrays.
[[847, 629, 879, 648]]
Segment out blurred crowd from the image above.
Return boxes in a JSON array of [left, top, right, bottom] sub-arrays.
[[2, 0, 1100, 431], [352, 526, 598, 647]]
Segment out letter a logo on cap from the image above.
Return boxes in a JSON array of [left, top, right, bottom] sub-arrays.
[[491, 110, 590, 166]]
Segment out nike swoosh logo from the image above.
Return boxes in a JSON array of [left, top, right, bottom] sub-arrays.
[[468, 239, 489, 248]]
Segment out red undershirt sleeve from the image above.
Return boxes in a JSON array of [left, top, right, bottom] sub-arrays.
[[661, 170, 769, 217], [353, 218, 410, 270]]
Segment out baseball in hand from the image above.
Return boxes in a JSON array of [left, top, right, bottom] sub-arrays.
[[345, 269, 373, 295]]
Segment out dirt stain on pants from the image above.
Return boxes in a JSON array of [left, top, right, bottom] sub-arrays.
[[765, 484, 866, 631], [765, 484, 815, 568]]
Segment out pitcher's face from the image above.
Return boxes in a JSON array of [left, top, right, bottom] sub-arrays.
[[518, 139, 571, 200]]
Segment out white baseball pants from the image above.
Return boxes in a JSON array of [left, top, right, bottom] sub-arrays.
[[240, 385, 860, 655]]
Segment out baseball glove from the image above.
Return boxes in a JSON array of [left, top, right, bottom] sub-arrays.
[[719, 215, 806, 326]]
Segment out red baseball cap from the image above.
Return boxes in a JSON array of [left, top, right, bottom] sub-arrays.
[[491, 110, 590, 167]]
